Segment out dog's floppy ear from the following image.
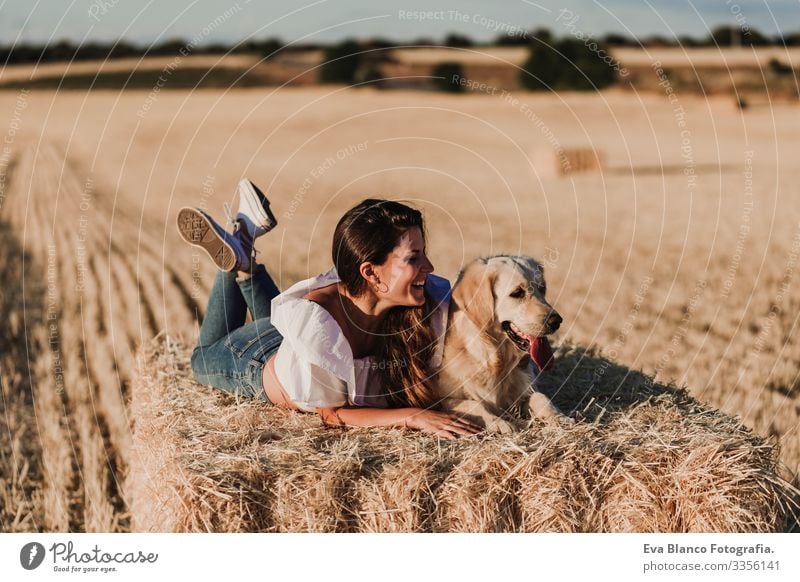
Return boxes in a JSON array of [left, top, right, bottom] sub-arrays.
[[453, 259, 497, 333]]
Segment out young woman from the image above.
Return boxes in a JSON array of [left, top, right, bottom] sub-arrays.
[[177, 180, 481, 439]]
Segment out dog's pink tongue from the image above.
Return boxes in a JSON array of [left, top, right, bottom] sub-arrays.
[[528, 336, 555, 372]]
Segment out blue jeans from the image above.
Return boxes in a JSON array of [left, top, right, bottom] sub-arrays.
[[191, 264, 284, 403]]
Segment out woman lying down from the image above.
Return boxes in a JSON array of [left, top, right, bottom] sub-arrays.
[[177, 180, 481, 440]]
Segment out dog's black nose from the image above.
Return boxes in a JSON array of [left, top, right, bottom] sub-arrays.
[[547, 311, 562, 331]]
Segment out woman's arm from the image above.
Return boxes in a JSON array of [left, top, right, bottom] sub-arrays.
[[317, 406, 482, 439]]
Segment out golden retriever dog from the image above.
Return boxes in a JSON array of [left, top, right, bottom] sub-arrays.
[[434, 255, 567, 434]]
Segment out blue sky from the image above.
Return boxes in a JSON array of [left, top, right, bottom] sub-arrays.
[[1, 0, 798, 46]]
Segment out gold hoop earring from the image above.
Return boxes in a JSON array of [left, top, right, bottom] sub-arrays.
[[374, 281, 389, 294]]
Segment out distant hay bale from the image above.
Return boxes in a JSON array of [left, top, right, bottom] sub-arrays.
[[126, 336, 798, 532], [531, 147, 605, 178]]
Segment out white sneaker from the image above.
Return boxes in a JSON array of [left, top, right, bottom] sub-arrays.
[[235, 179, 277, 240], [176, 207, 251, 272]]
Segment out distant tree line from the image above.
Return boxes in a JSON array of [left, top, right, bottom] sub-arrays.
[[3, 25, 799, 66], [491, 25, 800, 48], [314, 25, 798, 91], [0, 37, 291, 64]]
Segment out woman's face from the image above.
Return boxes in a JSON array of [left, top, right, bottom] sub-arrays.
[[371, 227, 434, 307]]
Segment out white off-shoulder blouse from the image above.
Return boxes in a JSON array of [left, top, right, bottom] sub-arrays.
[[269, 266, 451, 413]]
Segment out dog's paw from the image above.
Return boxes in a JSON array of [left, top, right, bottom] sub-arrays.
[[485, 418, 517, 435], [528, 392, 564, 422], [556, 415, 576, 427]]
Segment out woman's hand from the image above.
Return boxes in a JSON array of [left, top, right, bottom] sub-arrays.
[[404, 409, 483, 440]]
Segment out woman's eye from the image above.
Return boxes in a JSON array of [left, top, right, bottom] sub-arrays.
[[510, 288, 525, 299]]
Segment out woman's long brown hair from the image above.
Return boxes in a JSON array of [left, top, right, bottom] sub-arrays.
[[332, 199, 439, 408]]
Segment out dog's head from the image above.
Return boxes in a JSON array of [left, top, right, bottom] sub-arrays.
[[452, 255, 562, 370]]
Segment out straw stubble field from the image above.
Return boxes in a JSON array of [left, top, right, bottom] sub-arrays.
[[0, 86, 798, 531]]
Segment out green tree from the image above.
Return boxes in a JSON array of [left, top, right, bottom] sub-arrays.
[[319, 39, 362, 84], [444, 33, 473, 48], [709, 25, 769, 46], [557, 38, 616, 90], [530, 28, 554, 44], [603, 33, 634, 46], [258, 38, 283, 60], [494, 32, 529, 46], [519, 37, 562, 90], [431, 62, 465, 92], [520, 36, 617, 91]]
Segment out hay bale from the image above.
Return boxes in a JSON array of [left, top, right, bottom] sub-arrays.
[[531, 146, 605, 178], [126, 336, 798, 532]]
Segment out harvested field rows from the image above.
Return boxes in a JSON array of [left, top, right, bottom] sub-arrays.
[[0, 142, 202, 531], [1, 87, 799, 531]]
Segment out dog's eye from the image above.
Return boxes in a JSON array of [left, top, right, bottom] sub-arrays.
[[509, 288, 525, 299]]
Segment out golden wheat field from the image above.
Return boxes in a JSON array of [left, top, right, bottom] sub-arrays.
[[0, 84, 798, 532]]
